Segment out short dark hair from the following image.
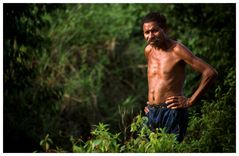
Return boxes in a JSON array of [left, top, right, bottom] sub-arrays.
[[141, 12, 167, 30]]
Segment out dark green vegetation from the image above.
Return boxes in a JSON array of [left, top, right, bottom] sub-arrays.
[[4, 3, 235, 152]]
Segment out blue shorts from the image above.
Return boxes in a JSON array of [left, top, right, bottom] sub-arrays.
[[146, 103, 188, 142]]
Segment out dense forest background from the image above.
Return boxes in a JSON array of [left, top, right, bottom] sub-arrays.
[[3, 3, 235, 153]]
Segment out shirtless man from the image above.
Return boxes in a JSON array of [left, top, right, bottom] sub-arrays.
[[142, 12, 218, 142]]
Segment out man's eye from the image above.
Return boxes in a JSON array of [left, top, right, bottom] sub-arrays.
[[152, 29, 158, 33]]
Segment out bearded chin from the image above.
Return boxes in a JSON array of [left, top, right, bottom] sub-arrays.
[[148, 38, 162, 46]]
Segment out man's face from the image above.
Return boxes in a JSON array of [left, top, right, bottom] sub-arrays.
[[143, 21, 165, 47]]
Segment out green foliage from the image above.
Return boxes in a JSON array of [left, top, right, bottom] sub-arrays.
[[4, 3, 235, 153], [40, 134, 53, 152], [183, 68, 236, 152], [122, 115, 178, 153], [69, 123, 121, 152], [39, 134, 66, 153], [42, 116, 180, 153], [84, 123, 121, 152]]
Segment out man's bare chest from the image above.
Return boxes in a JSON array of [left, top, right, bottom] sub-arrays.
[[147, 50, 182, 76]]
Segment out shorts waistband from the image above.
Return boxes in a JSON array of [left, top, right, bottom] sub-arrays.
[[147, 102, 168, 108]]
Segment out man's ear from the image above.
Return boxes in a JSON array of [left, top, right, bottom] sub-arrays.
[[163, 27, 169, 34]]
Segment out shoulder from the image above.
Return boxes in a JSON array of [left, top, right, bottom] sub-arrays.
[[173, 41, 190, 54], [144, 45, 153, 58], [172, 41, 195, 59], [145, 44, 153, 53]]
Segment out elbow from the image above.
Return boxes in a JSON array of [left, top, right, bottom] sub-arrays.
[[204, 68, 218, 81]]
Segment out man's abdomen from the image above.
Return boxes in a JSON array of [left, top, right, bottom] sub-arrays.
[[148, 76, 184, 104]]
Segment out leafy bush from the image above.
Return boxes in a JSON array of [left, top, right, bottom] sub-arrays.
[[182, 68, 236, 152], [122, 114, 178, 153], [39, 115, 180, 153], [79, 123, 120, 152]]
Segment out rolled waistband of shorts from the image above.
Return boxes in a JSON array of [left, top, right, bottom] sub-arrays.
[[147, 102, 168, 108]]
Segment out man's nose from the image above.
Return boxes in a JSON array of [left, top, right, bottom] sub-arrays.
[[149, 32, 155, 39]]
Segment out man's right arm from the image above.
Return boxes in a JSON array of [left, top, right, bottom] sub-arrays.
[[144, 45, 151, 114], [144, 45, 151, 60]]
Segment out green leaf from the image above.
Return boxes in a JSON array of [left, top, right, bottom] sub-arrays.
[[45, 143, 49, 151], [73, 145, 84, 153]]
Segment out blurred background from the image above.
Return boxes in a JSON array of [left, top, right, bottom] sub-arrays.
[[3, 3, 235, 152]]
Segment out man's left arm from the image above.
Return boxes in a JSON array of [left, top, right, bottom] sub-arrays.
[[167, 43, 218, 109]]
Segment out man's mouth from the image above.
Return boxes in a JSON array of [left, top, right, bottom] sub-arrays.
[[148, 38, 160, 44]]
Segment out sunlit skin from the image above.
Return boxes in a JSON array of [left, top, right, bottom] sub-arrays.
[[143, 22, 218, 112]]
